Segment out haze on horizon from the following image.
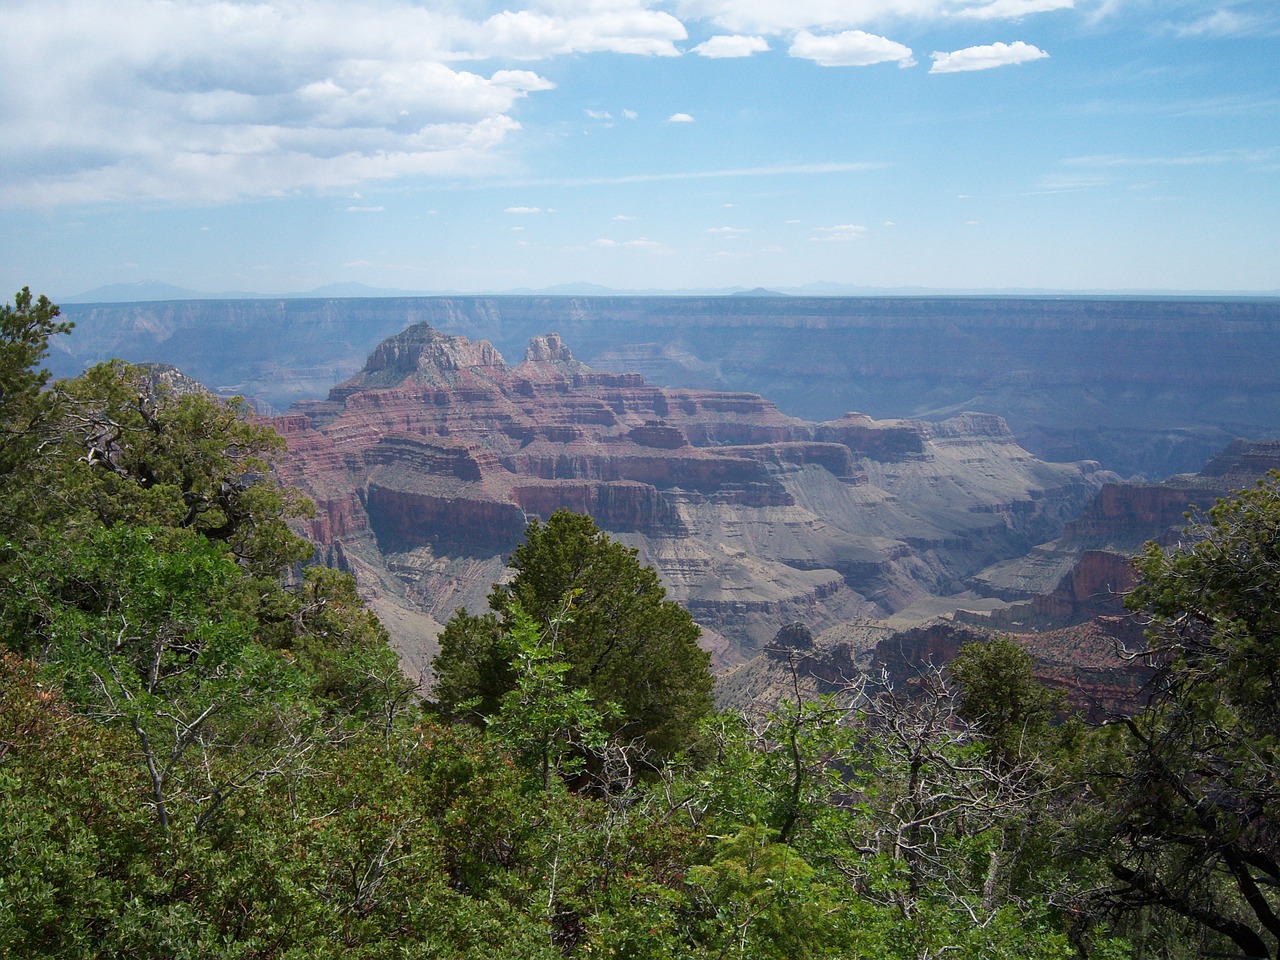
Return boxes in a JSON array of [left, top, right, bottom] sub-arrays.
[[1, 0, 1277, 300]]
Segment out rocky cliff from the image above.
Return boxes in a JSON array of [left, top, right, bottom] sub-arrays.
[[54, 295, 1280, 478], [273, 323, 1112, 670]]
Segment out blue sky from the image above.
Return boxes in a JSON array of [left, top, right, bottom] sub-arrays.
[[2, 0, 1278, 297]]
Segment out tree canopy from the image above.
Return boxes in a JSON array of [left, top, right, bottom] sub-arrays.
[[1099, 472, 1280, 958], [433, 510, 714, 761]]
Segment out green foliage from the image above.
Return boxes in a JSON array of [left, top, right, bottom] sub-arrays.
[[33, 360, 315, 575], [5, 524, 318, 835], [0, 287, 71, 479], [487, 601, 614, 791], [433, 510, 713, 760], [1100, 473, 1280, 958], [951, 635, 1065, 769]]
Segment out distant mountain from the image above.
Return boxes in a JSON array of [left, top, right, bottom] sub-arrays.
[[730, 287, 788, 298], [61, 279, 1280, 303], [60, 281, 219, 303]]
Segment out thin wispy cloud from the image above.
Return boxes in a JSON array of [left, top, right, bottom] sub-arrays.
[[676, 0, 1074, 33], [512, 161, 885, 188], [810, 223, 868, 241], [1064, 148, 1278, 167], [1171, 8, 1270, 38]]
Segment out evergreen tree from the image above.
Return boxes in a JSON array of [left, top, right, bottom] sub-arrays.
[[433, 510, 713, 759]]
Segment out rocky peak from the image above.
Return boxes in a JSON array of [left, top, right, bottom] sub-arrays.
[[355, 323, 507, 389], [525, 333, 574, 363], [765, 621, 816, 660]]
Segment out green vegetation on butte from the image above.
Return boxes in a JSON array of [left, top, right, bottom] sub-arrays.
[[2, 286, 1279, 958]]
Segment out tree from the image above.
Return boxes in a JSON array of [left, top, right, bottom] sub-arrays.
[[0, 287, 71, 479], [951, 635, 1064, 771], [1099, 472, 1280, 958], [433, 510, 713, 760], [35, 360, 315, 575]]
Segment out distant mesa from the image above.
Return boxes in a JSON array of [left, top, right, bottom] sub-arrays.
[[729, 287, 788, 298]]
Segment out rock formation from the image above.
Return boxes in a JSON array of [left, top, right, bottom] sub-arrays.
[[273, 323, 1112, 672], [55, 295, 1280, 478]]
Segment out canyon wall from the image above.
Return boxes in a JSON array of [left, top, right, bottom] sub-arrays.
[[272, 323, 1112, 669], [54, 295, 1280, 477]]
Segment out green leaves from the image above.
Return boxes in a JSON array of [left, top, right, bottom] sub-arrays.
[[433, 510, 713, 761], [0, 287, 71, 480], [1103, 472, 1280, 956], [487, 601, 614, 791]]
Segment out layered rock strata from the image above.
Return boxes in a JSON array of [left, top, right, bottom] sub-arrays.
[[275, 323, 1111, 669]]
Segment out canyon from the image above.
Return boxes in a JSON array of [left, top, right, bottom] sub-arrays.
[[46, 295, 1280, 708], [271, 322, 1114, 678], [53, 295, 1280, 479]]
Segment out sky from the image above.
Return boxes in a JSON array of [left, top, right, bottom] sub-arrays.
[[2, 0, 1278, 298]]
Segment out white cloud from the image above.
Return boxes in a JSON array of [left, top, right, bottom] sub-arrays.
[[505, 206, 543, 213], [810, 223, 867, 241], [0, 0, 686, 206], [475, 7, 686, 59], [613, 214, 636, 220], [691, 35, 770, 58], [1172, 9, 1267, 38], [675, 0, 1073, 34], [586, 109, 613, 119], [594, 236, 667, 250], [668, 112, 696, 122], [622, 108, 639, 119], [707, 226, 748, 234], [929, 40, 1049, 73], [790, 30, 916, 68], [957, 0, 1074, 20], [346, 205, 385, 212]]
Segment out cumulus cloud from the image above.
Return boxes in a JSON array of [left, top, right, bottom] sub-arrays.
[[668, 112, 696, 122], [790, 30, 916, 67], [707, 226, 748, 234], [475, 6, 686, 59], [505, 206, 543, 213], [0, 0, 682, 206], [691, 35, 770, 58], [930, 40, 1049, 72]]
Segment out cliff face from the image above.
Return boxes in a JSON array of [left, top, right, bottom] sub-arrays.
[[55, 295, 1280, 478], [274, 323, 1111, 667], [869, 618, 1153, 721]]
